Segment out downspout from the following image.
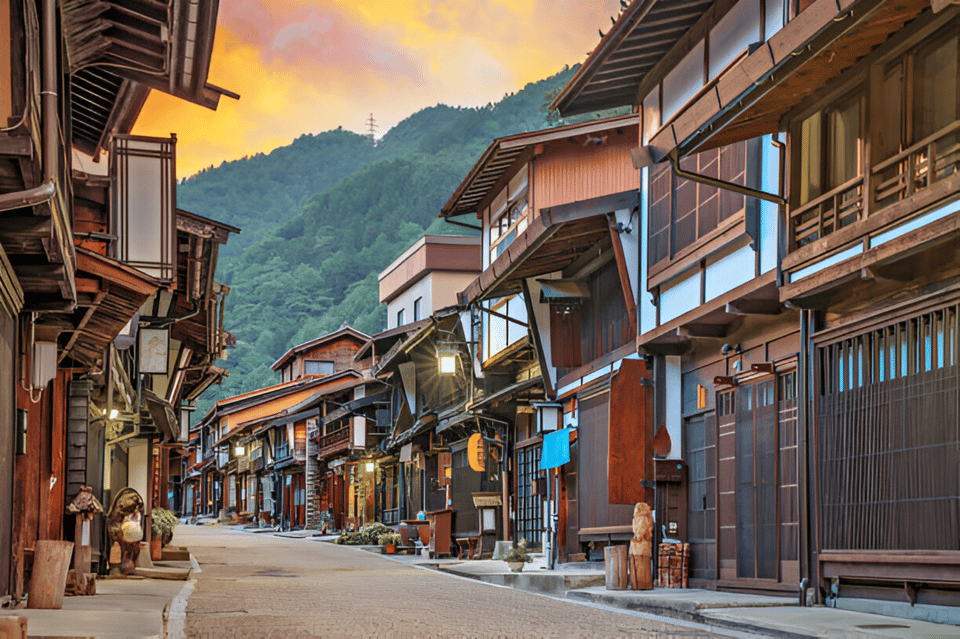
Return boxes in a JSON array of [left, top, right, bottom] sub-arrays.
[[0, 0, 59, 212], [667, 149, 786, 207]]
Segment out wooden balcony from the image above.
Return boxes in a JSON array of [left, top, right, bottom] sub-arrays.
[[318, 428, 351, 459], [783, 120, 960, 304], [237, 458, 250, 473], [252, 456, 265, 473]]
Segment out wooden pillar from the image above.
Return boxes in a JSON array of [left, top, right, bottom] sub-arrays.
[[26, 540, 73, 609], [604, 545, 629, 590]]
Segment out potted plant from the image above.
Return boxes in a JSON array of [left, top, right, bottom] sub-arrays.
[[150, 507, 177, 561], [379, 532, 401, 554], [502, 545, 532, 572]]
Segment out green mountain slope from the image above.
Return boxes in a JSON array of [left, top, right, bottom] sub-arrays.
[[179, 65, 624, 415]]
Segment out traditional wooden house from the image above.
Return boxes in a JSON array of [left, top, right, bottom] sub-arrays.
[[438, 115, 653, 562], [554, 0, 960, 616], [0, 0, 235, 599]]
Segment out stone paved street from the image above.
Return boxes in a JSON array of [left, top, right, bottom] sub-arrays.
[[174, 525, 735, 639]]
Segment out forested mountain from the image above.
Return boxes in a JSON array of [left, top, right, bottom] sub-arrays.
[[180, 65, 622, 415]]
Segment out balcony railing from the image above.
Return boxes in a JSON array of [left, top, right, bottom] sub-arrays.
[[237, 457, 250, 473], [318, 427, 351, 459], [789, 120, 960, 252]]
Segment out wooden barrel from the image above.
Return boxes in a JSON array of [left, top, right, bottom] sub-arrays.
[[27, 540, 74, 609]]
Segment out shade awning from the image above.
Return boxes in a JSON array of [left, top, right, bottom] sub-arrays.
[[142, 388, 179, 443], [538, 279, 590, 304]]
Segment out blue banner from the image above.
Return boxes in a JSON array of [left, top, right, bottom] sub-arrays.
[[541, 428, 571, 469]]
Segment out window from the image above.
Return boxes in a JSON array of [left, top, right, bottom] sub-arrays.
[[396, 308, 405, 327], [413, 297, 422, 321], [303, 360, 334, 376], [489, 167, 529, 262], [796, 92, 862, 207], [648, 139, 753, 269]]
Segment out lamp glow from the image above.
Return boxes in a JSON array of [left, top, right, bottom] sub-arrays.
[[235, 445, 245, 456], [365, 462, 374, 472], [109, 409, 119, 419], [439, 354, 457, 374]]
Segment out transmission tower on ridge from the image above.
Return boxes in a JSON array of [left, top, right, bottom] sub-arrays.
[[366, 113, 378, 145]]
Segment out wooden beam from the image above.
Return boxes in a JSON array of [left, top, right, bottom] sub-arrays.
[[677, 323, 728, 339], [725, 300, 781, 315]]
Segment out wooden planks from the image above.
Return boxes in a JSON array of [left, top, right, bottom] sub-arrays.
[[607, 358, 653, 506]]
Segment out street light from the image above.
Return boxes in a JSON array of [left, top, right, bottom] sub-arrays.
[[235, 445, 245, 456], [437, 344, 459, 374], [365, 461, 374, 472]]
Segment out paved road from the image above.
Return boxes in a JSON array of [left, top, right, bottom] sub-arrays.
[[173, 525, 731, 639]]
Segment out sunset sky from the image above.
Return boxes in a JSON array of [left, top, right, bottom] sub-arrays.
[[132, 0, 622, 178]]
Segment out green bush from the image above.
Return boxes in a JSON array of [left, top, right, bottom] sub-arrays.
[[151, 507, 178, 546]]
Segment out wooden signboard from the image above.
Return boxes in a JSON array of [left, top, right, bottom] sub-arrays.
[[607, 358, 653, 505]]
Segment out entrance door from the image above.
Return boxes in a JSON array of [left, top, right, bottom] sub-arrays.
[[717, 372, 799, 585]]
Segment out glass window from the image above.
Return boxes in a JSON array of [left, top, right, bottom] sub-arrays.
[[303, 360, 334, 376], [413, 297, 422, 321], [396, 308, 405, 327]]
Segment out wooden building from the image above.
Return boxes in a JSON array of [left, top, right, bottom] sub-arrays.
[[554, 0, 960, 617], [439, 115, 654, 560], [0, 0, 235, 601]]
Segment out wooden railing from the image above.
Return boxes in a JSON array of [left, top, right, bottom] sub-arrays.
[[252, 457, 265, 472], [872, 120, 960, 205], [789, 119, 960, 251], [790, 176, 864, 249], [318, 427, 351, 459]]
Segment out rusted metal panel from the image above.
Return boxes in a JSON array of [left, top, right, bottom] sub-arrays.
[[534, 128, 639, 213], [608, 359, 654, 506]]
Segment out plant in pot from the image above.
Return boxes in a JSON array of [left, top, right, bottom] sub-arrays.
[[379, 532, 401, 554], [150, 507, 178, 561], [502, 545, 532, 572]]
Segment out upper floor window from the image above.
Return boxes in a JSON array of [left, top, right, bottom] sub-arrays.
[[397, 308, 405, 326], [303, 360, 334, 376], [413, 297, 422, 322], [648, 139, 754, 270], [789, 27, 960, 250], [489, 167, 529, 262]]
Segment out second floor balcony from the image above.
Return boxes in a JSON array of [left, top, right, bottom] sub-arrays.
[[318, 427, 351, 459], [781, 22, 960, 305]]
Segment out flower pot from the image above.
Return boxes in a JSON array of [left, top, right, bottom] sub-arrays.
[[150, 539, 162, 562], [508, 561, 525, 573], [385, 543, 396, 554]]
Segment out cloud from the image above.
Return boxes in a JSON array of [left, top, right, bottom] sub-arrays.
[[134, 0, 621, 178]]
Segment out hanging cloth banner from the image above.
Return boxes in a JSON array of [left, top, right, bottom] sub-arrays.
[[541, 428, 571, 470]]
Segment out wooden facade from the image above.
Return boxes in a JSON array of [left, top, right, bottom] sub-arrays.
[[554, 0, 960, 615]]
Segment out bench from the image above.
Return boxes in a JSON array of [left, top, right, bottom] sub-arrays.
[[453, 532, 481, 559]]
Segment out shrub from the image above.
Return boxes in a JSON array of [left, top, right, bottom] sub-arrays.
[[333, 522, 393, 545], [151, 507, 178, 546]]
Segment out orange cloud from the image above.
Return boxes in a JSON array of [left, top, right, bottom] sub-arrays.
[[134, 0, 622, 178]]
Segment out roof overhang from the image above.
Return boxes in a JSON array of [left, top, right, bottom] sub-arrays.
[[647, 0, 936, 161], [441, 115, 638, 219], [143, 388, 179, 442], [460, 190, 639, 304], [551, 0, 717, 117], [64, 0, 240, 156], [270, 326, 371, 372], [59, 248, 160, 369]]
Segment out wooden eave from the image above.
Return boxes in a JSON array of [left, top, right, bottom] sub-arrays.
[[638, 272, 780, 355], [64, 0, 239, 156], [551, 0, 717, 117], [649, 0, 935, 160], [440, 115, 639, 219], [355, 319, 431, 362], [61, 248, 160, 369], [459, 205, 626, 304], [177, 209, 241, 244]]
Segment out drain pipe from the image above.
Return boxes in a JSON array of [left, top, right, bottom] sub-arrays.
[[0, 0, 58, 212], [667, 149, 786, 207]]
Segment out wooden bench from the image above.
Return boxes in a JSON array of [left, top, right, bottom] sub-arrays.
[[453, 532, 481, 559]]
